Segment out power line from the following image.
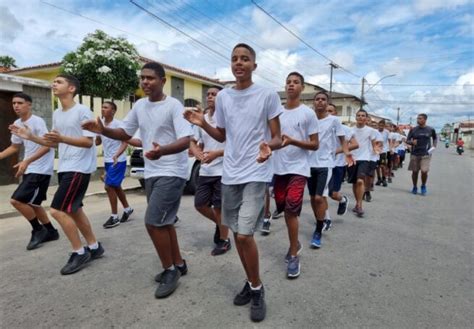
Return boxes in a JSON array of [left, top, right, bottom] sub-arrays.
[[335, 82, 474, 87], [250, 0, 361, 79]]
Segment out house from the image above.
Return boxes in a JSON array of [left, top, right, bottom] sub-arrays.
[[0, 74, 52, 185], [278, 82, 364, 124]]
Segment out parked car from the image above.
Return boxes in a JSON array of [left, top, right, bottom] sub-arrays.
[[129, 148, 200, 194]]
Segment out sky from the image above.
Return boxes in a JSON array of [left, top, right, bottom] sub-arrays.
[[1, 0, 473, 129]]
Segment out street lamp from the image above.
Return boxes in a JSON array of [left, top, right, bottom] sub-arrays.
[[359, 74, 396, 110]]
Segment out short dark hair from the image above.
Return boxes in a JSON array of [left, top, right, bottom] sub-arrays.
[[379, 119, 386, 125], [328, 103, 336, 108], [314, 91, 329, 100], [357, 109, 368, 116], [184, 98, 200, 107], [103, 101, 117, 111], [286, 71, 305, 85], [13, 92, 32, 103], [418, 113, 427, 120], [233, 43, 256, 60], [208, 85, 223, 91], [142, 62, 166, 78], [56, 74, 81, 96]]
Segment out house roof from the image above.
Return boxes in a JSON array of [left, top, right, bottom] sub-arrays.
[[8, 56, 223, 86], [0, 73, 51, 88]]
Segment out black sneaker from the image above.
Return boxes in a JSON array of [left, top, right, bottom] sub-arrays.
[[155, 260, 188, 283], [155, 268, 181, 298], [26, 227, 48, 250], [250, 286, 266, 322], [43, 229, 60, 242], [88, 242, 105, 260], [212, 239, 231, 256], [365, 191, 372, 202], [382, 180, 388, 187], [261, 218, 271, 235], [103, 216, 120, 229], [337, 195, 349, 215], [375, 180, 382, 186], [272, 210, 282, 219], [120, 208, 134, 223], [234, 281, 252, 306], [60, 250, 91, 275], [213, 224, 220, 244], [323, 219, 332, 231]]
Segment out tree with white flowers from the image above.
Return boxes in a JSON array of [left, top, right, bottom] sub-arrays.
[[61, 30, 140, 102]]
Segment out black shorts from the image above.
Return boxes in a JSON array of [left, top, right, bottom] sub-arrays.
[[194, 176, 222, 208], [11, 173, 51, 206], [307, 167, 332, 197], [368, 161, 377, 176], [347, 161, 371, 184], [378, 152, 388, 166], [51, 172, 91, 213]]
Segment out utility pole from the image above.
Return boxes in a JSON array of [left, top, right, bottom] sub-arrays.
[[360, 77, 366, 110], [396, 107, 400, 125], [329, 62, 338, 101]]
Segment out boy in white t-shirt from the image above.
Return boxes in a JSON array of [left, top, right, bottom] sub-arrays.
[[11, 74, 104, 275], [189, 87, 231, 256], [273, 72, 319, 279], [184, 44, 282, 322], [83, 62, 193, 299], [96, 101, 134, 229], [3, 92, 58, 250]]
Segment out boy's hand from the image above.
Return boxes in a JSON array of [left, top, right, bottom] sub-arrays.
[[13, 160, 29, 178], [44, 130, 63, 144], [145, 142, 162, 160], [9, 124, 32, 140], [257, 142, 272, 163], [281, 134, 294, 147], [81, 117, 104, 134], [202, 150, 219, 164], [183, 109, 205, 127]]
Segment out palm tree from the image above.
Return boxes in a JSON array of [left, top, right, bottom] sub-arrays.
[[0, 56, 18, 69]]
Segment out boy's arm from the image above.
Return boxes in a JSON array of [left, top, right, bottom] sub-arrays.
[[189, 138, 205, 161], [257, 116, 282, 163], [45, 130, 94, 148], [127, 138, 142, 147], [112, 142, 129, 165], [183, 110, 226, 142], [144, 136, 191, 160], [13, 146, 51, 178], [95, 135, 102, 146], [282, 133, 318, 150], [9, 124, 52, 147], [82, 117, 133, 141], [0, 144, 21, 160]]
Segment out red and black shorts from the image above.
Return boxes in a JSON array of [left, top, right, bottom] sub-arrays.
[[273, 174, 307, 215], [51, 172, 91, 213], [11, 173, 51, 207]]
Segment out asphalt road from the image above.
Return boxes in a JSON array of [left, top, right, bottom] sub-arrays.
[[0, 146, 472, 328]]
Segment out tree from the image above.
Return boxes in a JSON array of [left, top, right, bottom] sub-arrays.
[[61, 30, 141, 101], [0, 55, 17, 69]]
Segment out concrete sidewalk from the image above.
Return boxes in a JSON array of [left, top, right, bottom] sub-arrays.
[[0, 176, 142, 219]]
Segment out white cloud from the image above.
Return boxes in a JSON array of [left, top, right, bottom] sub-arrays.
[[0, 6, 24, 42], [414, 0, 470, 15], [381, 57, 425, 78]]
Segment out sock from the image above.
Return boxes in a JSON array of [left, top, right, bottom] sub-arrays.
[[324, 210, 331, 221], [29, 218, 43, 231], [176, 262, 184, 268], [250, 283, 262, 291], [124, 207, 132, 213], [167, 265, 175, 271], [111, 214, 118, 219], [43, 222, 56, 231], [88, 242, 99, 250], [75, 247, 85, 255], [316, 220, 324, 233]]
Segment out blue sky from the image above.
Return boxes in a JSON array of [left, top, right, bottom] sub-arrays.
[[1, 0, 473, 128]]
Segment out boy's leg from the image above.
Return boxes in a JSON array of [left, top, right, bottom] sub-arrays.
[[114, 186, 130, 209], [71, 208, 97, 245], [50, 208, 83, 250], [235, 234, 260, 286], [146, 224, 174, 268], [105, 185, 118, 215]]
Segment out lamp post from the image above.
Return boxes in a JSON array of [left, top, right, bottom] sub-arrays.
[[360, 74, 396, 110]]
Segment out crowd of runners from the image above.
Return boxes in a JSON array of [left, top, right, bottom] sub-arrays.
[[1, 43, 438, 323]]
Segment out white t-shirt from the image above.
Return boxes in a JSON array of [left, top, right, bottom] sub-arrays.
[[215, 84, 282, 184], [53, 104, 97, 174], [396, 134, 406, 151], [309, 114, 344, 168], [11, 115, 54, 175], [371, 129, 383, 161], [101, 119, 127, 163], [334, 124, 355, 167], [379, 129, 390, 152], [122, 96, 193, 179], [193, 113, 225, 177], [273, 105, 319, 177], [351, 125, 378, 161]]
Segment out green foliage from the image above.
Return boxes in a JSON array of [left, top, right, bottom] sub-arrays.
[[60, 30, 140, 100], [0, 55, 17, 68]]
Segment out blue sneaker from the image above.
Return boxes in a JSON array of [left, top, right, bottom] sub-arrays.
[[311, 231, 322, 249], [411, 187, 418, 195], [287, 256, 300, 279], [420, 185, 427, 195], [285, 241, 303, 263]]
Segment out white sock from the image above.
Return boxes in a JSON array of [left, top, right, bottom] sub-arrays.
[[167, 265, 175, 271], [325, 210, 331, 220], [88, 242, 99, 250], [124, 207, 132, 213], [111, 214, 118, 219], [250, 283, 262, 291], [75, 247, 85, 255]]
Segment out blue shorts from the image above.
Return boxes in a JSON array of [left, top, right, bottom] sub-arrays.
[[329, 166, 346, 194], [105, 161, 126, 187]]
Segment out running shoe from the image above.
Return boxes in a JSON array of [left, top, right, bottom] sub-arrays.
[[365, 191, 372, 202], [120, 208, 134, 223], [155, 268, 181, 299], [287, 256, 300, 279], [272, 210, 282, 219], [337, 195, 349, 215], [382, 180, 388, 187], [212, 239, 231, 256], [411, 187, 418, 195], [285, 241, 303, 263], [387, 177, 392, 183], [234, 281, 252, 306], [323, 219, 332, 231], [310, 230, 322, 249], [420, 185, 427, 196], [88, 242, 105, 260], [375, 180, 382, 186], [261, 218, 271, 235], [250, 286, 266, 322], [155, 260, 188, 283], [60, 250, 91, 275], [26, 227, 48, 250], [103, 216, 120, 229]]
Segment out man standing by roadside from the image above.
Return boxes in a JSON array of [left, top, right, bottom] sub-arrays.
[[406, 114, 437, 195]]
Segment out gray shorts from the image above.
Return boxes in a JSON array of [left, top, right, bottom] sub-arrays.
[[221, 182, 266, 236], [144, 176, 186, 227]]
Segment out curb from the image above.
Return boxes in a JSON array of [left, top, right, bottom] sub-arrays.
[[0, 185, 143, 220]]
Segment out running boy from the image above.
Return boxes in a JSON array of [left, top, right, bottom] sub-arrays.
[[2, 92, 58, 250], [10, 75, 104, 274], [184, 43, 281, 322]]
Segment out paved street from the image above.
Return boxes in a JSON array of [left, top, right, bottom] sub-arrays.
[[0, 147, 472, 329]]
